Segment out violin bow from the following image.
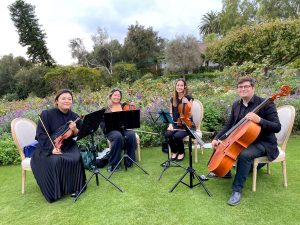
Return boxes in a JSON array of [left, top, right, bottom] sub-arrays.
[[38, 115, 56, 149]]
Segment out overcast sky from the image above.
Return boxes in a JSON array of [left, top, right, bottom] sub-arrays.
[[0, 0, 222, 65]]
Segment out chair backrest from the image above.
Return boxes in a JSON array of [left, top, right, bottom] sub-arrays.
[[191, 99, 204, 130], [275, 105, 295, 151], [11, 118, 37, 160]]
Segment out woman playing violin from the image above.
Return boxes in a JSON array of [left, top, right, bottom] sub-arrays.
[[100, 88, 137, 172], [167, 78, 195, 162], [30, 89, 86, 203]]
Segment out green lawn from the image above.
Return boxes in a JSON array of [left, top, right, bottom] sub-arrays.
[[1, 136, 300, 225]]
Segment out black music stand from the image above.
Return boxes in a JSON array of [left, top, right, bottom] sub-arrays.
[[104, 110, 149, 178], [157, 110, 186, 181], [169, 121, 212, 196], [73, 109, 123, 203]]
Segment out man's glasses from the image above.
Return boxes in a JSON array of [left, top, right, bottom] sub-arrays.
[[237, 85, 252, 89]]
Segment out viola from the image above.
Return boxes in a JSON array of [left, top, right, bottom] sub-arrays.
[[123, 89, 136, 111], [177, 99, 193, 128], [207, 85, 291, 177], [52, 117, 81, 149]]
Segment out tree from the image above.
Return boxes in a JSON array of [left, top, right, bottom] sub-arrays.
[[0, 54, 30, 97], [8, 0, 55, 66], [206, 19, 300, 67], [123, 22, 165, 65], [165, 35, 203, 74], [14, 65, 51, 98], [256, 0, 299, 21], [218, 0, 257, 35], [69, 38, 89, 66], [69, 28, 123, 74], [199, 11, 221, 36]]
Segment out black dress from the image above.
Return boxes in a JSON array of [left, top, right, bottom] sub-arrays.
[[30, 108, 86, 203], [167, 95, 195, 154]]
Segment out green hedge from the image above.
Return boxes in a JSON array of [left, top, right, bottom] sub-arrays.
[[0, 133, 20, 166]]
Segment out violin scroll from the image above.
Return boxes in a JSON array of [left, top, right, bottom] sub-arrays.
[[270, 85, 291, 101], [123, 89, 136, 111]]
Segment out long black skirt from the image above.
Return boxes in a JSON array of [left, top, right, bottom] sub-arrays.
[[31, 145, 86, 203]]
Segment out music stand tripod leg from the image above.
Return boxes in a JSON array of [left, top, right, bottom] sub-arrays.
[[108, 135, 149, 179], [168, 127, 212, 196], [74, 133, 124, 203], [158, 156, 186, 181]]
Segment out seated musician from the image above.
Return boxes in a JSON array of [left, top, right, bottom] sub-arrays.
[[100, 88, 136, 172], [209, 77, 281, 206], [30, 89, 86, 203], [167, 78, 195, 162]]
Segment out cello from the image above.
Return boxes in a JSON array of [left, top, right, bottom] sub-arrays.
[[207, 85, 291, 177]]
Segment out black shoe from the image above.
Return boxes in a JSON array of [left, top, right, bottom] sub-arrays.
[[227, 191, 242, 206], [207, 171, 232, 179], [70, 192, 78, 198], [171, 154, 178, 161], [107, 165, 122, 173], [176, 153, 185, 162]]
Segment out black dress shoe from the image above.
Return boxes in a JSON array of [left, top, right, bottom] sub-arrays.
[[227, 191, 242, 206], [207, 171, 232, 179], [70, 192, 78, 198], [171, 154, 178, 161], [107, 165, 122, 173], [176, 153, 185, 162]]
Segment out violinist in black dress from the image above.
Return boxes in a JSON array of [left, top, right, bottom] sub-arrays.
[[166, 78, 195, 162], [31, 89, 86, 203]]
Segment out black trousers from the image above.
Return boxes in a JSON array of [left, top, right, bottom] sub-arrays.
[[166, 129, 188, 154], [232, 141, 266, 193], [106, 130, 136, 167]]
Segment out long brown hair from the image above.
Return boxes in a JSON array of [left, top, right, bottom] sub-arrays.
[[172, 78, 188, 107]]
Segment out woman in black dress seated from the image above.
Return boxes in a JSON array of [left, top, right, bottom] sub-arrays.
[[166, 78, 195, 162], [31, 89, 86, 203], [100, 88, 136, 172]]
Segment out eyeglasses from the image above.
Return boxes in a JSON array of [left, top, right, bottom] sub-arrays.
[[237, 85, 252, 89]]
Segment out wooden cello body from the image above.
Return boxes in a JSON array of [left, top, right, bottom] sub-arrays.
[[208, 120, 261, 176], [207, 85, 291, 177]]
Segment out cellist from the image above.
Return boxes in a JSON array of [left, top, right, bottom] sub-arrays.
[[209, 77, 281, 206]]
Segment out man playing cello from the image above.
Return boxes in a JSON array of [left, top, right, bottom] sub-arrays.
[[209, 77, 281, 206]]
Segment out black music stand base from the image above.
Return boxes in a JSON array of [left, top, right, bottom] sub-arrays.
[[108, 152, 149, 179], [158, 154, 186, 181], [73, 133, 124, 203], [169, 136, 212, 196]]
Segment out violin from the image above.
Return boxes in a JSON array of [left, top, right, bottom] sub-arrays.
[[52, 117, 81, 149], [207, 85, 291, 177], [177, 98, 193, 128], [123, 89, 136, 111]]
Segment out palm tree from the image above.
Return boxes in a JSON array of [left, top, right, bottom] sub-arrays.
[[198, 11, 221, 36]]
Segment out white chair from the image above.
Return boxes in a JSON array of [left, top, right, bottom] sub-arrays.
[[108, 133, 141, 161], [171, 99, 203, 163], [11, 118, 37, 194], [252, 105, 295, 192]]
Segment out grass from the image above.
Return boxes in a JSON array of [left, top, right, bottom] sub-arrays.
[[0, 136, 300, 225]]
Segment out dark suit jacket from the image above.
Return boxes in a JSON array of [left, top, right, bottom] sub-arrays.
[[215, 95, 281, 161]]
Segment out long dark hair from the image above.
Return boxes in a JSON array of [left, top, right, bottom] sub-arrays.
[[172, 78, 188, 107]]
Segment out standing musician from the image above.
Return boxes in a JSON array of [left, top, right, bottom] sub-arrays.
[[167, 78, 195, 162], [209, 77, 281, 206], [99, 88, 137, 172], [30, 89, 86, 203]]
